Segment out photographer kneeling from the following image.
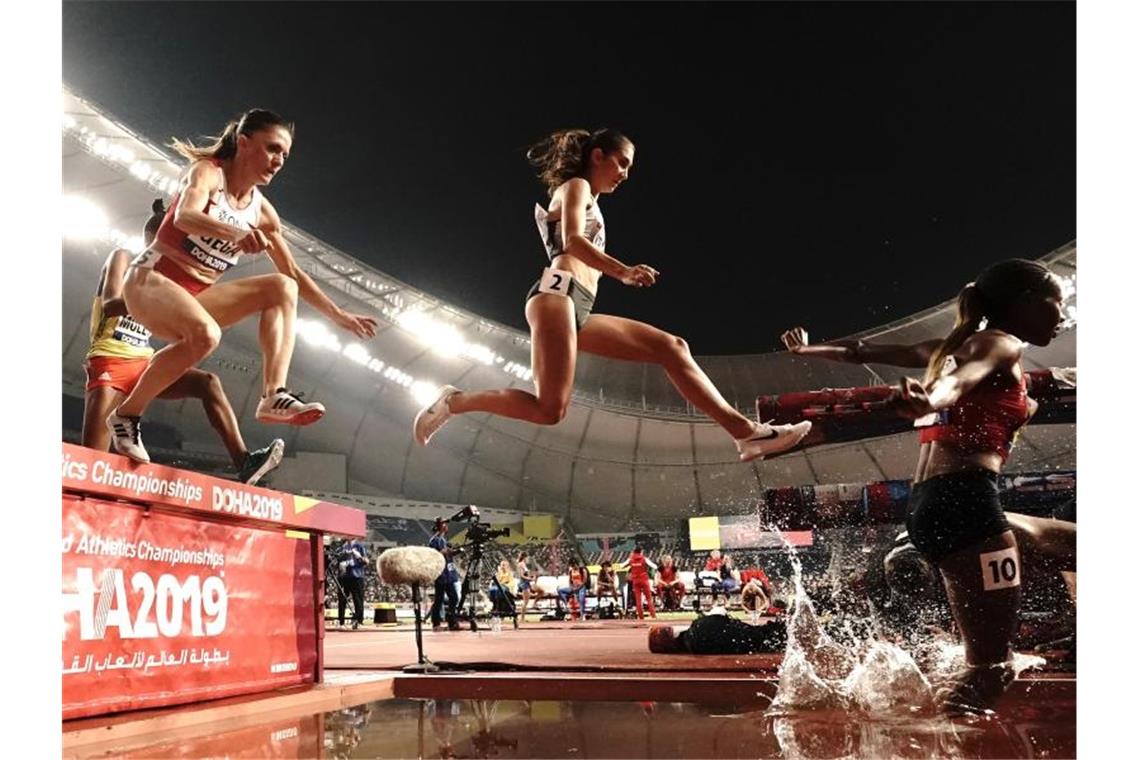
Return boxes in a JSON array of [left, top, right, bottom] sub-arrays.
[[428, 517, 461, 631]]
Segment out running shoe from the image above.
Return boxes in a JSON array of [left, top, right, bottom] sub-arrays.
[[107, 411, 149, 463], [237, 438, 285, 485], [412, 385, 461, 445], [935, 662, 1016, 715], [255, 388, 325, 426], [736, 420, 812, 462]]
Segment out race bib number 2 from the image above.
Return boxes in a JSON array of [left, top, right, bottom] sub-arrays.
[[538, 267, 574, 296]]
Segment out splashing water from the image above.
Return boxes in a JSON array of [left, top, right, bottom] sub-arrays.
[[766, 524, 1044, 718]]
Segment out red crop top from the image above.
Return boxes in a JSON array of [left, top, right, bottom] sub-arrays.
[[917, 362, 1031, 462]]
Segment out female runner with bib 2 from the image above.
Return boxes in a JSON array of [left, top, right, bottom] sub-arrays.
[[108, 109, 376, 463], [414, 129, 810, 461]]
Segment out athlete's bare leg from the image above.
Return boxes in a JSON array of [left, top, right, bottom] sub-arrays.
[[577, 314, 755, 439], [939, 530, 1022, 667], [158, 369, 247, 468], [194, 273, 298, 396], [115, 268, 222, 418], [1006, 512, 1076, 574], [446, 294, 577, 424], [82, 386, 126, 451]]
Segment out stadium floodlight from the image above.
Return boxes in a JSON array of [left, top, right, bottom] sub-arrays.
[[503, 361, 534, 382], [397, 310, 465, 358], [63, 195, 110, 242], [410, 381, 441, 406], [108, 145, 134, 165], [295, 317, 342, 352], [397, 308, 501, 366], [109, 233, 145, 254], [462, 343, 498, 366], [384, 366, 414, 387], [342, 342, 372, 366]]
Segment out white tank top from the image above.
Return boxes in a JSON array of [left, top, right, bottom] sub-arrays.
[[153, 160, 263, 276], [534, 200, 605, 261]]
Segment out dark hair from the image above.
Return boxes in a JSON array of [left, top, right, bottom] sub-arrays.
[[526, 128, 631, 197], [143, 198, 166, 245], [925, 259, 1060, 382], [518, 552, 528, 561], [170, 108, 294, 162]]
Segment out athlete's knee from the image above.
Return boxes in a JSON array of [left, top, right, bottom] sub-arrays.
[[268, 273, 299, 304], [198, 371, 225, 400], [534, 397, 571, 425], [658, 333, 692, 364], [185, 319, 222, 357]]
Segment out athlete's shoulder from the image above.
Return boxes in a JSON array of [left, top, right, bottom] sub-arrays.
[[560, 177, 592, 198], [257, 193, 279, 226], [185, 159, 225, 186], [959, 329, 1024, 363]]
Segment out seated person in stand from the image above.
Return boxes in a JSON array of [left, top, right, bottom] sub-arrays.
[[704, 549, 724, 573], [595, 559, 623, 614], [654, 554, 686, 611], [488, 559, 517, 616], [558, 564, 589, 621], [718, 554, 741, 596]]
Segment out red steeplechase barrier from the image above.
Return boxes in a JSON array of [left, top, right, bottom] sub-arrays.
[[61, 442, 366, 720]]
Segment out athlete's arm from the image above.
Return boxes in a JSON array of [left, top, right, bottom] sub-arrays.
[[258, 199, 378, 340], [781, 326, 941, 368], [99, 249, 133, 318], [895, 331, 1023, 419], [172, 162, 266, 252], [560, 179, 658, 287]]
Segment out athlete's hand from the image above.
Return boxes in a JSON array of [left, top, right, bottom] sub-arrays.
[[892, 376, 935, 419], [237, 228, 270, 253], [619, 263, 659, 288], [781, 327, 809, 353], [334, 310, 379, 339]]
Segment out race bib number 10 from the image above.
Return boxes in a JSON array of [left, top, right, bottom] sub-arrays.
[[538, 267, 574, 296], [980, 546, 1021, 591]]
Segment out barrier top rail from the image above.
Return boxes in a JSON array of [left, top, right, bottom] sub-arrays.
[[61, 443, 366, 537]]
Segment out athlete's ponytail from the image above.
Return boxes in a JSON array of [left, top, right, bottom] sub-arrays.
[[170, 108, 294, 163], [526, 128, 631, 197], [925, 258, 1058, 382], [925, 283, 987, 383]]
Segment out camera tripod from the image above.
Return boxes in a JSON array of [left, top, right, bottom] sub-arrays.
[[456, 539, 519, 632]]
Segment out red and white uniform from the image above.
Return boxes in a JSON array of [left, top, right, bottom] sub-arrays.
[[135, 160, 263, 295]]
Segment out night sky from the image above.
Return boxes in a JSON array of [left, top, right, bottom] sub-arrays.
[[62, 2, 1075, 355]]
